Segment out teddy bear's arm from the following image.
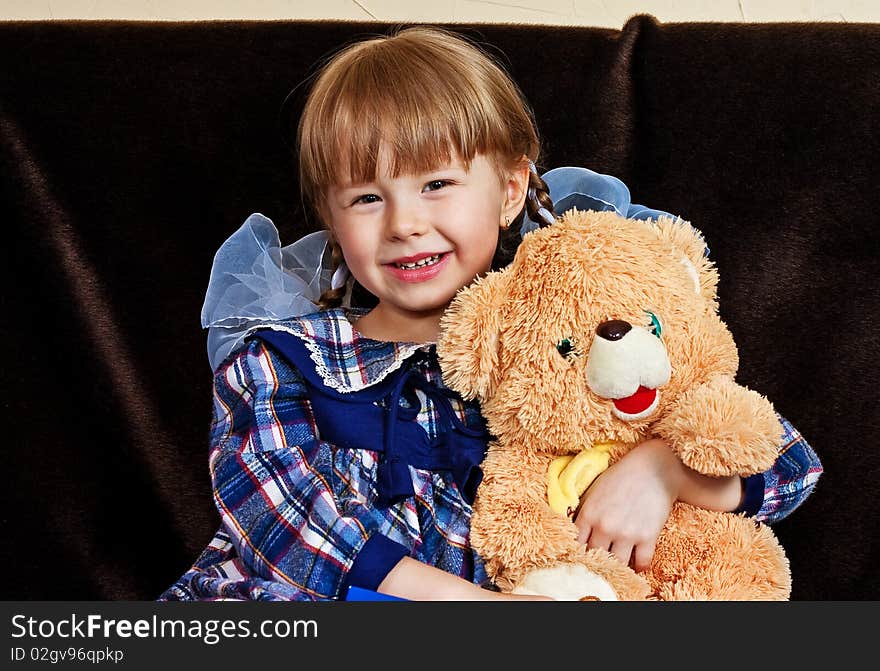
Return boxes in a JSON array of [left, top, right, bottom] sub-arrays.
[[653, 375, 782, 476], [469, 443, 587, 586]]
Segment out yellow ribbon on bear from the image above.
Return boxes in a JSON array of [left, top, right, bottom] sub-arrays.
[[547, 442, 615, 518]]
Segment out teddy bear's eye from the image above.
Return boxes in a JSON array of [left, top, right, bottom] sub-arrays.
[[556, 337, 578, 358], [645, 311, 662, 338]]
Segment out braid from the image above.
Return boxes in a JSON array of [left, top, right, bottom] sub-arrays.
[[525, 168, 556, 228], [316, 236, 347, 310], [491, 162, 557, 269], [491, 217, 523, 270], [316, 235, 379, 310]]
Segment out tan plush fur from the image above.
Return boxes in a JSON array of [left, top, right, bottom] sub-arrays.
[[437, 209, 791, 600]]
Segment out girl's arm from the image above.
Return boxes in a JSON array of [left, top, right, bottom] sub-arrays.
[[574, 414, 822, 572], [377, 558, 551, 601], [676, 412, 822, 524], [197, 338, 538, 601], [734, 414, 823, 524], [204, 338, 401, 600]]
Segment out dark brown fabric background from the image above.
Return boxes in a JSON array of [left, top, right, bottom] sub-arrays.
[[1, 16, 878, 600]]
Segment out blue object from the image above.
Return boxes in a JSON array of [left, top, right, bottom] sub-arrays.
[[521, 166, 709, 257], [345, 586, 408, 601]]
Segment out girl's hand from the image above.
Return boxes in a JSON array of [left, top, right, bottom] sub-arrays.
[[573, 438, 744, 573], [573, 438, 683, 572]]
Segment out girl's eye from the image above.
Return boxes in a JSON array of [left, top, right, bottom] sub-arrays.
[[424, 179, 450, 192], [352, 194, 380, 206], [645, 311, 662, 338], [556, 337, 578, 358]]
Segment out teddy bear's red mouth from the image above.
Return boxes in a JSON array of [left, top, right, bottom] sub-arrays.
[[612, 385, 657, 416]]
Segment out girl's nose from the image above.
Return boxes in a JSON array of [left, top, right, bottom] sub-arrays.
[[385, 199, 428, 239]]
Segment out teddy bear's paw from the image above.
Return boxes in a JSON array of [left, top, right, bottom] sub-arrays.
[[511, 564, 618, 601], [656, 376, 782, 475]]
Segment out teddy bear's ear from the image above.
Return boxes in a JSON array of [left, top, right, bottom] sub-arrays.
[[437, 268, 512, 400], [651, 216, 720, 307]]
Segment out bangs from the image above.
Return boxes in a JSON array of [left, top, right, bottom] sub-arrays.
[[320, 75, 491, 186], [298, 30, 532, 210]]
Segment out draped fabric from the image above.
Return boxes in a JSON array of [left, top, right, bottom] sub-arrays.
[[2, 16, 878, 599]]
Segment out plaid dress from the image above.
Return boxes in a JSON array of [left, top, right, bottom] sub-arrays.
[[159, 308, 822, 601], [160, 308, 490, 601]]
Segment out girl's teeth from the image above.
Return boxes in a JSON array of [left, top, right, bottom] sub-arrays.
[[396, 254, 441, 269]]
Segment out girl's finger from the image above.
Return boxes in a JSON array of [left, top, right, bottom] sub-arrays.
[[632, 541, 657, 573], [575, 522, 591, 546], [586, 531, 612, 553], [609, 541, 634, 568]]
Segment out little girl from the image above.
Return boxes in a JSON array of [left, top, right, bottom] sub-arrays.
[[160, 26, 821, 601]]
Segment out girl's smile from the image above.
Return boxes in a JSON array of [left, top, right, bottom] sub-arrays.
[[385, 251, 451, 282]]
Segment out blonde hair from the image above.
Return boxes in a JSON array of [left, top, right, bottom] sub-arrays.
[[296, 25, 555, 308]]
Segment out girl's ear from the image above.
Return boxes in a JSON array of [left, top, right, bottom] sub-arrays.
[[437, 267, 511, 400], [501, 158, 530, 225]]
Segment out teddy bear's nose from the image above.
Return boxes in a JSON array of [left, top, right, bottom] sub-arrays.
[[595, 319, 632, 341]]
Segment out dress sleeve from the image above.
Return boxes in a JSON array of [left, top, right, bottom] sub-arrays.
[[733, 413, 823, 524], [205, 338, 409, 600]]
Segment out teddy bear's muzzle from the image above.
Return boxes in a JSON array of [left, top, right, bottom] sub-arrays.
[[585, 321, 672, 421]]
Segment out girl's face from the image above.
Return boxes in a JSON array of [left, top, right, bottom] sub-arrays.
[[324, 148, 527, 340]]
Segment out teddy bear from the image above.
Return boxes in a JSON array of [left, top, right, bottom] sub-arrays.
[[436, 208, 791, 601]]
